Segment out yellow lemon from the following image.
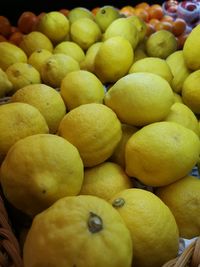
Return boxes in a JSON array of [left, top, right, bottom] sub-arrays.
[[19, 31, 53, 57], [41, 53, 80, 88], [156, 175, 200, 239], [53, 41, 85, 64], [6, 62, 41, 92], [23, 195, 133, 267], [110, 124, 138, 168], [173, 92, 183, 103], [183, 24, 200, 70], [36, 11, 70, 44], [11, 84, 66, 133], [94, 36, 134, 83], [58, 103, 122, 167], [125, 121, 200, 186], [103, 17, 139, 49], [146, 30, 177, 59], [28, 49, 52, 73], [164, 102, 199, 136], [67, 7, 94, 24], [70, 18, 102, 50], [110, 188, 179, 267], [127, 15, 147, 43], [0, 68, 13, 97], [0, 102, 48, 163], [0, 134, 84, 217], [60, 70, 105, 110], [129, 57, 173, 85], [80, 161, 133, 200], [80, 42, 102, 73], [104, 72, 174, 126], [166, 50, 191, 94], [182, 70, 200, 114], [0, 41, 27, 71]]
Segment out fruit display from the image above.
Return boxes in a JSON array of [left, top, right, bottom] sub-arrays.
[[0, 2, 200, 267]]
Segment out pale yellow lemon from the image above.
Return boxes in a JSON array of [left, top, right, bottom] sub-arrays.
[[58, 103, 122, 167], [164, 102, 199, 136], [0, 102, 49, 163], [0, 134, 84, 217], [156, 175, 200, 239], [94, 36, 134, 83], [28, 49, 52, 73], [23, 195, 133, 267], [110, 188, 179, 267], [125, 121, 200, 186], [60, 70, 105, 110], [104, 72, 174, 126], [11, 84, 66, 133], [80, 162, 133, 200]]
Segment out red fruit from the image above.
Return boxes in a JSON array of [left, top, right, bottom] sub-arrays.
[[18, 11, 38, 34], [0, 16, 12, 37]]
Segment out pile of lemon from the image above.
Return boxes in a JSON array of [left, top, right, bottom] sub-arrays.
[[0, 7, 200, 267]]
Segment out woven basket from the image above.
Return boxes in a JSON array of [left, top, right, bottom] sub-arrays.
[[0, 95, 200, 267]]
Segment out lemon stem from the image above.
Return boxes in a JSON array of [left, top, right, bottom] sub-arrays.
[[88, 212, 103, 233]]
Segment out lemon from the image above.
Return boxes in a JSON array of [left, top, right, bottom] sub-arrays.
[[110, 188, 179, 267], [80, 42, 102, 73], [0, 102, 48, 163], [53, 41, 85, 64], [164, 102, 199, 136], [11, 84, 66, 133], [95, 5, 120, 32], [166, 50, 191, 94], [104, 72, 174, 126], [23, 195, 132, 267], [182, 70, 200, 114], [125, 121, 200, 186], [173, 92, 183, 103], [146, 30, 177, 59], [36, 11, 70, 44], [103, 17, 139, 49], [67, 7, 94, 24], [0, 134, 84, 217], [0, 68, 13, 97], [133, 42, 147, 62], [41, 53, 80, 88], [60, 70, 105, 110], [70, 18, 102, 50], [94, 36, 134, 83], [80, 162, 132, 201], [28, 49, 52, 73], [156, 175, 200, 239], [0, 42, 27, 71], [127, 15, 147, 43], [58, 103, 122, 167], [6, 62, 41, 92], [19, 31, 53, 57], [129, 57, 173, 84], [183, 24, 200, 70], [110, 124, 138, 168]]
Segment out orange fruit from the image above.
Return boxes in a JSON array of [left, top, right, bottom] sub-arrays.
[[176, 33, 189, 50], [145, 23, 156, 36], [91, 7, 100, 15], [135, 2, 150, 11], [161, 15, 174, 23], [9, 31, 24, 46], [148, 4, 164, 20], [59, 9, 69, 16], [0, 16, 12, 37], [149, 18, 160, 27], [134, 8, 149, 22], [17, 11, 38, 34], [155, 21, 173, 32], [0, 35, 7, 42], [120, 6, 135, 17], [172, 18, 187, 36]]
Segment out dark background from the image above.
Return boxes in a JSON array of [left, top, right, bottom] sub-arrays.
[[1, 0, 165, 25]]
